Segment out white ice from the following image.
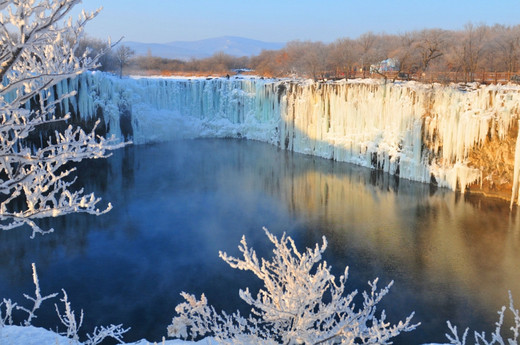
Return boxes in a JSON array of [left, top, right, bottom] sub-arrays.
[[56, 72, 520, 204]]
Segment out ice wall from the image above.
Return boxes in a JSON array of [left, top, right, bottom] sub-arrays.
[[58, 73, 283, 144], [58, 72, 520, 203], [282, 80, 520, 195]]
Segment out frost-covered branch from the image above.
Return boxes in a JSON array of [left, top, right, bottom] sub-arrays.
[[0, 298, 17, 326], [15, 262, 58, 326], [84, 324, 129, 345], [54, 288, 130, 345], [169, 227, 419, 345], [445, 291, 520, 345], [55, 289, 84, 342], [0, 0, 127, 237], [0, 263, 129, 344]]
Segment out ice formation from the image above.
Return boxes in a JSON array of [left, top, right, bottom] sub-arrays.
[[55, 74, 282, 144], [54, 72, 520, 204]]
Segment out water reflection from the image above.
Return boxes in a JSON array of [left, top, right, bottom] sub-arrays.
[[283, 166, 520, 344], [0, 139, 519, 344]]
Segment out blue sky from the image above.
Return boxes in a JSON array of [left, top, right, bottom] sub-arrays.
[[74, 0, 520, 43]]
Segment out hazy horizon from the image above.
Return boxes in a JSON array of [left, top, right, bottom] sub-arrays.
[[73, 0, 520, 44], [124, 35, 285, 45]]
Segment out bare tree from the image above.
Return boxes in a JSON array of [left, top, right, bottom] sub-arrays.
[[449, 23, 488, 82], [491, 25, 520, 75], [283, 41, 309, 76], [328, 38, 359, 78], [415, 29, 447, 73], [357, 32, 389, 78], [0, 0, 125, 237], [358, 32, 376, 78], [76, 35, 119, 73], [302, 41, 330, 79], [250, 49, 284, 76], [116, 44, 135, 77], [389, 32, 419, 79]]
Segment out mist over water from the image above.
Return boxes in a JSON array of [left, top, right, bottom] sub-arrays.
[[0, 139, 519, 344]]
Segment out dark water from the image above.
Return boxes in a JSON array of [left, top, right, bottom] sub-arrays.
[[1, 139, 520, 344]]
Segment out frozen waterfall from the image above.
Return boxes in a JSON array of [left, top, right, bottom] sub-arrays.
[[56, 72, 520, 204]]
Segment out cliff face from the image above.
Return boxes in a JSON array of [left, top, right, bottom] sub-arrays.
[[467, 121, 518, 201], [281, 80, 520, 204], [55, 73, 520, 204]]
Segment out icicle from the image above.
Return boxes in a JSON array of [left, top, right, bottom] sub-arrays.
[[511, 120, 520, 209]]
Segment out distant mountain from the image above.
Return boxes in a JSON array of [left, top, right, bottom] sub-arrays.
[[124, 36, 285, 60]]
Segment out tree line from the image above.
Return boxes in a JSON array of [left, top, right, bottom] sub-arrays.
[[81, 23, 520, 83]]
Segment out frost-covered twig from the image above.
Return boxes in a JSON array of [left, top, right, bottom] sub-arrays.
[[15, 263, 58, 326], [0, 263, 56, 327], [169, 227, 419, 345], [55, 289, 130, 345], [445, 291, 520, 345], [0, 298, 17, 326], [445, 320, 469, 345], [55, 289, 84, 342], [84, 324, 130, 345], [0, 263, 129, 344]]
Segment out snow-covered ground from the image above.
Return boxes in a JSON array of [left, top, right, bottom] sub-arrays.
[[1, 325, 445, 345], [0, 325, 216, 345]]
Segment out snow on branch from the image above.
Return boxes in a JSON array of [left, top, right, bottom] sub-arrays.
[[168, 227, 419, 345], [0, 0, 127, 237], [55, 289, 84, 342], [15, 263, 58, 326], [0, 298, 17, 326], [445, 291, 520, 345]]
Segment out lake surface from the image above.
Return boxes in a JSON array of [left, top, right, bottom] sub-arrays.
[[1, 139, 520, 344]]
